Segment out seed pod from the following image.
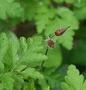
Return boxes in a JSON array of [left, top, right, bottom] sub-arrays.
[[55, 26, 70, 36], [55, 28, 65, 36], [48, 39, 54, 48]]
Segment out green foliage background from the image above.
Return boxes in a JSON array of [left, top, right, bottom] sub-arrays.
[[0, 0, 86, 90]]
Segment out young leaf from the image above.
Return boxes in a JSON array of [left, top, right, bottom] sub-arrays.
[[19, 36, 47, 67], [61, 65, 86, 90]]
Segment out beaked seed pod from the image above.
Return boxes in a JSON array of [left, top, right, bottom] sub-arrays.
[[55, 26, 70, 36], [48, 39, 54, 48], [55, 28, 65, 36]]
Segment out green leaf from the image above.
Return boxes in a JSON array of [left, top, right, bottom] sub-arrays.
[[19, 36, 47, 67], [20, 37, 28, 53], [1, 73, 14, 90], [23, 80, 36, 90], [3, 32, 19, 71], [61, 65, 86, 90], [15, 65, 27, 72], [35, 5, 56, 33], [13, 74, 24, 90], [0, 0, 24, 19], [82, 80, 86, 90], [38, 79, 50, 90], [45, 7, 79, 35], [0, 33, 8, 72], [24, 0, 39, 20], [74, 6, 86, 20], [56, 27, 75, 50], [0, 33, 8, 61], [0, 61, 4, 73], [21, 67, 44, 80], [27, 36, 44, 53], [20, 52, 47, 67], [44, 8, 79, 49], [44, 45, 62, 68]]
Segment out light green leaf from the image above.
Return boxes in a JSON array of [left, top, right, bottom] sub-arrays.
[[0, 0, 24, 19], [0, 33, 8, 61], [21, 67, 44, 80], [35, 5, 56, 33], [27, 36, 44, 52], [44, 45, 62, 68], [20, 37, 28, 54], [1, 73, 14, 90], [13, 74, 24, 90], [3, 32, 19, 71], [19, 36, 47, 67], [45, 8, 79, 49], [39, 79, 50, 90], [61, 65, 86, 90]]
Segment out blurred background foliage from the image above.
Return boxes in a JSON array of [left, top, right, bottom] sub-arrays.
[[0, 0, 86, 90]]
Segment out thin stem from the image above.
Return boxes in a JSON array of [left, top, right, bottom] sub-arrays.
[[40, 47, 49, 70], [45, 46, 48, 55]]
